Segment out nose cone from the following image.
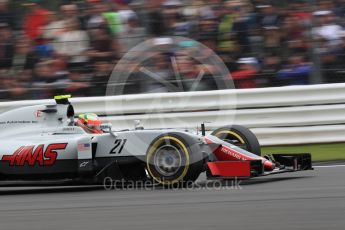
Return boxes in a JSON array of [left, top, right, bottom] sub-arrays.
[[263, 160, 275, 171]]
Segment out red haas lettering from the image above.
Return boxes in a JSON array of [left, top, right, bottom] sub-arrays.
[[44, 144, 66, 165], [1, 143, 67, 166]]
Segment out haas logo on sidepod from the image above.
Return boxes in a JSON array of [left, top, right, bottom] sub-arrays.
[[1, 143, 67, 166]]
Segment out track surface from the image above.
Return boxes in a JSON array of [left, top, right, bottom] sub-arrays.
[[0, 164, 345, 230]]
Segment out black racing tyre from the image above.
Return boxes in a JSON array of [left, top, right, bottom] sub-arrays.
[[146, 134, 204, 186], [211, 125, 261, 156]]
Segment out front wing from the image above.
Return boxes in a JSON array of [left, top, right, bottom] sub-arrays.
[[207, 153, 313, 179]]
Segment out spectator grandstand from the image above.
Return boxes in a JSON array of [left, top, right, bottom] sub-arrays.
[[0, 0, 345, 100]]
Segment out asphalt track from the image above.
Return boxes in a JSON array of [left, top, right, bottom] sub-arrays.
[[0, 163, 345, 230]]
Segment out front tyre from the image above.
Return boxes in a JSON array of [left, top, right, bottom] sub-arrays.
[[146, 134, 203, 186], [212, 125, 261, 156]]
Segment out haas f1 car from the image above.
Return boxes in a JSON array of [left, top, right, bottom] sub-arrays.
[[0, 96, 312, 185]]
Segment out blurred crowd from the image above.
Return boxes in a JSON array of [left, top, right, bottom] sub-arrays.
[[1, 0, 345, 100]]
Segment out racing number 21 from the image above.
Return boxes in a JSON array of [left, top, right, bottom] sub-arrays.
[[109, 139, 127, 154]]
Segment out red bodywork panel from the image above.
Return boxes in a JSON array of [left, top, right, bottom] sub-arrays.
[[205, 136, 275, 171], [207, 161, 251, 177]]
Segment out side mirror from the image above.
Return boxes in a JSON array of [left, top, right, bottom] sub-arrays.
[[100, 123, 118, 138], [134, 120, 144, 130], [100, 123, 112, 131]]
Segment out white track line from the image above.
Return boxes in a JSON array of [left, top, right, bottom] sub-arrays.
[[314, 165, 345, 168]]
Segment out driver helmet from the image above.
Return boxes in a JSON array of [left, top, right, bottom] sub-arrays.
[[76, 113, 103, 134]]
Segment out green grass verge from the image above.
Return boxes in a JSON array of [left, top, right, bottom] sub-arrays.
[[261, 143, 345, 162]]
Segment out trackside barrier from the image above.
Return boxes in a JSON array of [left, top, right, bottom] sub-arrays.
[[1, 83, 345, 145]]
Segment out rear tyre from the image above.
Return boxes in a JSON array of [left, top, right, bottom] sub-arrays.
[[211, 125, 261, 156], [146, 134, 203, 186]]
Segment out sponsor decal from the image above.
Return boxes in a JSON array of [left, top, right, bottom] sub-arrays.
[[63, 127, 75, 132], [36, 110, 42, 118], [1, 143, 68, 166], [1, 120, 38, 124], [79, 161, 89, 167], [219, 146, 249, 161], [78, 143, 90, 151]]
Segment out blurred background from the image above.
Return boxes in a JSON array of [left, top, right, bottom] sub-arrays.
[[0, 0, 345, 100]]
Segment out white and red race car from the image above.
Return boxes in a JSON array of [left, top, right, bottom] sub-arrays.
[[0, 96, 312, 185]]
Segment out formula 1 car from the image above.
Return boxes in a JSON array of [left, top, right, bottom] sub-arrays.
[[0, 95, 312, 185]]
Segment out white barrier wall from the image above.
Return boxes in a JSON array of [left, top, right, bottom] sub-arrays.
[[1, 83, 345, 146]]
